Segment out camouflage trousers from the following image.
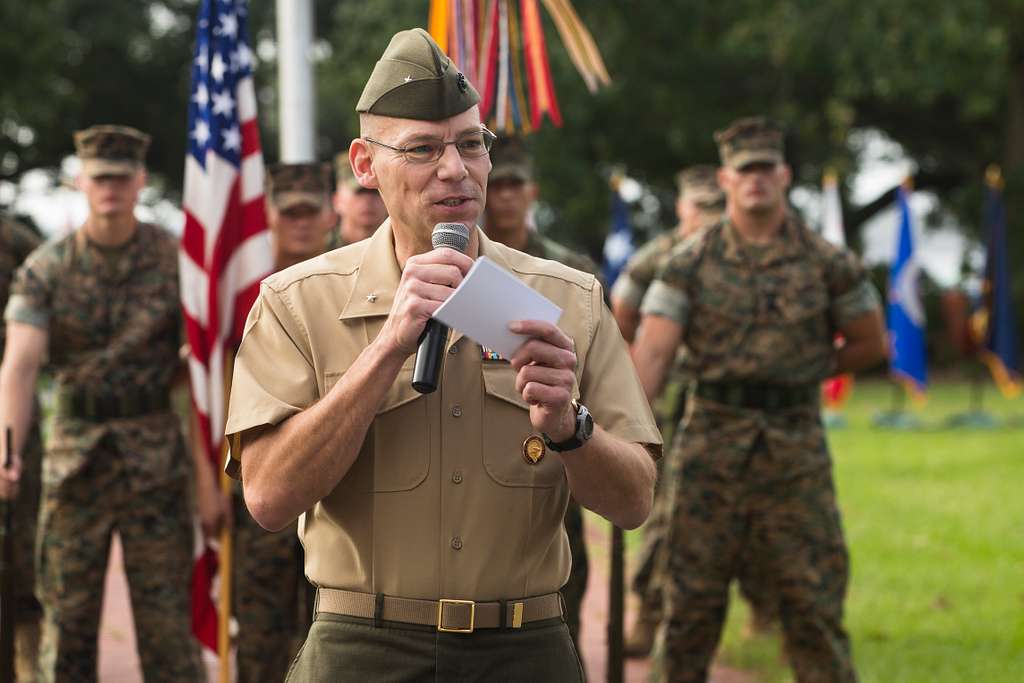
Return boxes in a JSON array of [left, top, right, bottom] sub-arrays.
[[632, 390, 778, 625], [561, 499, 589, 649], [232, 492, 314, 683], [35, 440, 201, 682], [3, 416, 43, 681], [653, 435, 856, 683]]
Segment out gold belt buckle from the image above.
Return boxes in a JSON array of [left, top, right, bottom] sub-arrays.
[[437, 598, 475, 633]]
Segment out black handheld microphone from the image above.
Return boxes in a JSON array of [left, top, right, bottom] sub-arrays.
[[411, 222, 471, 394]]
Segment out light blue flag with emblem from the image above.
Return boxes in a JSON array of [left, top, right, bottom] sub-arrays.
[[602, 178, 634, 287], [887, 185, 927, 397]]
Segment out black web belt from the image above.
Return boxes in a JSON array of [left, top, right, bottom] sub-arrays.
[[694, 380, 817, 411], [55, 387, 172, 421]]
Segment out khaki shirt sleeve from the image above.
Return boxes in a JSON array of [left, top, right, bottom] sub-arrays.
[[224, 283, 318, 478], [579, 282, 662, 458]]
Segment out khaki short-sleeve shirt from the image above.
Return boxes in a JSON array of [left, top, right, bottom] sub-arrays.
[[225, 223, 660, 601]]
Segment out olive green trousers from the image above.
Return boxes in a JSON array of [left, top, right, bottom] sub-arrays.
[[286, 613, 585, 682]]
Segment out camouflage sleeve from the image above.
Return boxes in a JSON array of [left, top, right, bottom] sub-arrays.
[[826, 247, 881, 326], [3, 248, 53, 330], [637, 245, 693, 327], [611, 238, 662, 310], [609, 273, 646, 310]]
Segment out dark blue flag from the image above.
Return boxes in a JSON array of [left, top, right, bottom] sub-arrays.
[[602, 180, 634, 287], [974, 176, 1021, 398]]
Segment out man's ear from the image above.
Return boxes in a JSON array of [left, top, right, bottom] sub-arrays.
[[349, 140, 378, 190], [527, 181, 539, 202]]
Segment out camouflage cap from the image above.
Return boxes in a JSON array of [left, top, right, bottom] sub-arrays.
[[74, 125, 150, 177], [714, 117, 785, 170], [676, 164, 724, 207], [488, 136, 533, 183], [356, 28, 480, 120], [333, 151, 364, 191], [267, 162, 331, 210]]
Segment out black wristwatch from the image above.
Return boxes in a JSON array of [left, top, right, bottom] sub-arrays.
[[543, 400, 594, 452]]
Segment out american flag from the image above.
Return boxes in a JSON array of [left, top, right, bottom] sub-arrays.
[[179, 0, 271, 652]]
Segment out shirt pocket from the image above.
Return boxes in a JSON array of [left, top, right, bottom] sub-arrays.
[[324, 364, 429, 492], [480, 363, 564, 488]]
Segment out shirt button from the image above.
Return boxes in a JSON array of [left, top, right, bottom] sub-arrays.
[[451, 536, 463, 550], [451, 405, 463, 417], [452, 470, 463, 484], [448, 342, 459, 355]]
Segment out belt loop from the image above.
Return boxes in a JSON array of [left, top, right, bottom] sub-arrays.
[[373, 592, 385, 628], [498, 599, 507, 629], [313, 588, 320, 617]]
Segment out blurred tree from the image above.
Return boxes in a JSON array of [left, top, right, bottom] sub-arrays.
[[1, 0, 1023, 299]]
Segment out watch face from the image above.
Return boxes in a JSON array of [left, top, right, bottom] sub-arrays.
[[579, 408, 594, 440]]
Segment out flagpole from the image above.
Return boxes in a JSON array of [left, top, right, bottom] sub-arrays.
[[218, 351, 235, 683], [276, 0, 316, 161]]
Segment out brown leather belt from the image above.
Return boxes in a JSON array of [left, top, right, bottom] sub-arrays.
[[316, 588, 563, 633]]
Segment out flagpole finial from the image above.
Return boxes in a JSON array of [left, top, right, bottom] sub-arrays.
[[985, 164, 1004, 191], [901, 175, 914, 192], [823, 167, 838, 186]]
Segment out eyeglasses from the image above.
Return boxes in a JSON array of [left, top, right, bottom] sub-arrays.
[[364, 127, 497, 164]]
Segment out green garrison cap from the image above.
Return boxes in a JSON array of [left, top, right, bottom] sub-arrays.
[[714, 117, 785, 170], [267, 162, 331, 210], [74, 124, 150, 177], [356, 28, 480, 120], [676, 165, 724, 207]]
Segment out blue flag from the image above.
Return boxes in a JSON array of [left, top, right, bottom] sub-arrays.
[[887, 186, 927, 395], [602, 183, 634, 287], [975, 182, 1021, 398]]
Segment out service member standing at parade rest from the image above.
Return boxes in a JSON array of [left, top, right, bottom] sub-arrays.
[[196, 162, 340, 683], [330, 151, 390, 249], [0, 125, 203, 681], [482, 136, 599, 652], [615, 166, 778, 657], [224, 28, 661, 681], [0, 213, 44, 680], [634, 117, 886, 683]]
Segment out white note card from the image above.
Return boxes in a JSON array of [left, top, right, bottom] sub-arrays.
[[432, 256, 563, 358]]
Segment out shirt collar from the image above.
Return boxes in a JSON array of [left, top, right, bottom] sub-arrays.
[[338, 219, 402, 321], [720, 212, 805, 266], [339, 221, 497, 321]]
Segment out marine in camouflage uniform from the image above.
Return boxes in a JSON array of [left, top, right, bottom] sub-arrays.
[[228, 161, 340, 683], [483, 137, 598, 650], [610, 166, 745, 656], [637, 118, 884, 682], [327, 151, 390, 251], [2, 126, 202, 681], [0, 214, 44, 680]]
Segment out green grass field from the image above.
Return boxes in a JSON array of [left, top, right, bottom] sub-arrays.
[[711, 380, 1024, 682]]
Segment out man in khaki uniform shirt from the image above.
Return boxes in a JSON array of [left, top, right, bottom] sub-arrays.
[[224, 28, 660, 682]]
